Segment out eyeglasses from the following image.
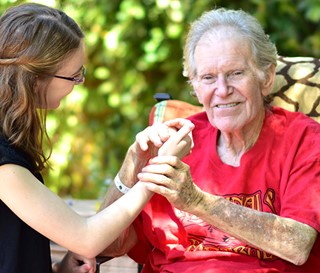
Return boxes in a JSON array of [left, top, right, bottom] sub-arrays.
[[48, 66, 86, 85]]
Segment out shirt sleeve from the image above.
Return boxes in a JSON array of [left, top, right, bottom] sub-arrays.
[[279, 121, 320, 232]]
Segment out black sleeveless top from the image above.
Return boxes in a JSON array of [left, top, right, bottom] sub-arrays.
[[0, 136, 52, 273]]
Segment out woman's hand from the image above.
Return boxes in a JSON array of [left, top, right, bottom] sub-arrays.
[[52, 251, 96, 273], [132, 118, 194, 162], [158, 118, 194, 158], [117, 118, 194, 190]]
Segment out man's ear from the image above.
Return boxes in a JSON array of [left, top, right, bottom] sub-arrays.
[[194, 90, 203, 104], [261, 64, 276, 97], [192, 81, 203, 104]]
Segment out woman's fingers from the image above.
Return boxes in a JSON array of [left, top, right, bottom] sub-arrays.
[[133, 119, 194, 159], [135, 123, 171, 151], [159, 121, 194, 157], [164, 118, 194, 130]]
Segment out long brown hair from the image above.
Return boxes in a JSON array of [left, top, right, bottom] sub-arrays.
[[0, 3, 84, 171]]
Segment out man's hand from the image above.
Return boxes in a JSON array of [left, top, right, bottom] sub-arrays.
[[137, 155, 203, 212]]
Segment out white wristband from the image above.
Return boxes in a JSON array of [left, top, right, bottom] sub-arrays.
[[114, 173, 131, 194]]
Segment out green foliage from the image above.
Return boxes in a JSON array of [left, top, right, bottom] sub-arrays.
[[1, 0, 319, 198]]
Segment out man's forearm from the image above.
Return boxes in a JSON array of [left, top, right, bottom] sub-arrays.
[[100, 144, 148, 209], [98, 144, 149, 256], [192, 192, 317, 265]]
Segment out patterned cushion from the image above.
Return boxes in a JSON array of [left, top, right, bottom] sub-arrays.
[[270, 56, 320, 123], [150, 56, 320, 124]]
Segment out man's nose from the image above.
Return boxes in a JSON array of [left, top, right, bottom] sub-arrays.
[[214, 75, 231, 97]]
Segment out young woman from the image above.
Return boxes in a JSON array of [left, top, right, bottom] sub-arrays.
[[0, 3, 194, 273]]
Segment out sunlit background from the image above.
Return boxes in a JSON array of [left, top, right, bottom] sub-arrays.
[[1, 0, 319, 199]]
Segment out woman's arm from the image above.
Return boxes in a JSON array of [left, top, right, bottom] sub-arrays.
[[0, 119, 194, 259], [0, 164, 152, 258]]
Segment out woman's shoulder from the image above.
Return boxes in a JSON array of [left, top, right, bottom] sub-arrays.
[[0, 135, 17, 163], [0, 135, 38, 175]]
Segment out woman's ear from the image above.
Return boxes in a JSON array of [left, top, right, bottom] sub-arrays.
[[261, 64, 276, 97], [33, 76, 41, 93]]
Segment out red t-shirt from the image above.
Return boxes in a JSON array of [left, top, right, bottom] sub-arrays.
[[129, 107, 320, 273]]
